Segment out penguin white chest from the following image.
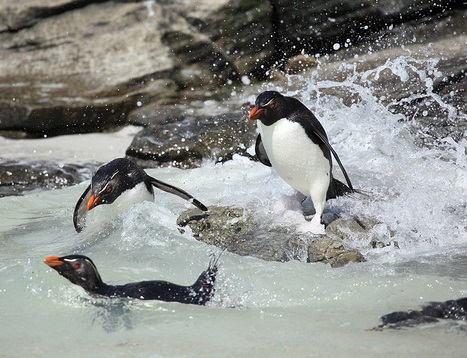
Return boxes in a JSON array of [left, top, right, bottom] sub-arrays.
[[259, 119, 331, 197]]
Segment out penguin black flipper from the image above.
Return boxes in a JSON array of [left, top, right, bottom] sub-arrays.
[[73, 184, 92, 233], [147, 176, 208, 212], [312, 131, 354, 193], [255, 134, 272, 167], [287, 97, 354, 193]]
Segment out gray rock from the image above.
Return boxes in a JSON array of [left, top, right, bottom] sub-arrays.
[[0, 159, 97, 196], [0, 0, 263, 136], [177, 206, 366, 267], [0, 0, 463, 137], [126, 111, 256, 168], [259, 0, 464, 72]]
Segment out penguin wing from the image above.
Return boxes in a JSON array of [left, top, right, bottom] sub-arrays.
[[73, 184, 92, 232], [255, 134, 272, 167], [147, 176, 208, 211], [297, 108, 354, 192]]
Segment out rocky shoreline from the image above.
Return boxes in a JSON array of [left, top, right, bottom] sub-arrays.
[[0, 0, 464, 140], [0, 1, 465, 266]]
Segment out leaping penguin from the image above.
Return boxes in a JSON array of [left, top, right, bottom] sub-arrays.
[[73, 157, 208, 232], [248, 90, 355, 235]]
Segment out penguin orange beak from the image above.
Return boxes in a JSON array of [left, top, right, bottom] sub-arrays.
[[248, 107, 263, 121], [44, 256, 64, 267], [86, 194, 101, 211]]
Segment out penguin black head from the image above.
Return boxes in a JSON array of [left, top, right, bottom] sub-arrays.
[[44, 255, 103, 292], [87, 158, 149, 210], [73, 157, 208, 232], [248, 91, 287, 125]]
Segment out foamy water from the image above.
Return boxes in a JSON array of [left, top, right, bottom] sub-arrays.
[[1, 53, 466, 357]]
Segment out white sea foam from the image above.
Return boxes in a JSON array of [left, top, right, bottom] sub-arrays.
[[0, 53, 466, 356]]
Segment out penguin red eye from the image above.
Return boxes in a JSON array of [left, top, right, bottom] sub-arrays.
[[73, 263, 80, 269], [106, 186, 112, 193], [269, 103, 275, 109]]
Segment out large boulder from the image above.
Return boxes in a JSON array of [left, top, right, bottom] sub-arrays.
[[0, 0, 269, 136]]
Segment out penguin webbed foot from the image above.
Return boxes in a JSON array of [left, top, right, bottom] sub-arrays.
[[297, 216, 326, 236]]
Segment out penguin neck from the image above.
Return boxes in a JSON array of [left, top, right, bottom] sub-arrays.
[[63, 270, 106, 293], [259, 113, 283, 127]]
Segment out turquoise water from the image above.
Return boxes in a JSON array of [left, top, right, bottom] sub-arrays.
[[1, 157, 466, 356], [1, 53, 466, 356]]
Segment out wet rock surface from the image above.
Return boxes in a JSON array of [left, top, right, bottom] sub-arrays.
[[0, 0, 464, 138], [177, 206, 366, 267], [0, 159, 97, 196], [126, 111, 256, 168], [274, 35, 467, 150]]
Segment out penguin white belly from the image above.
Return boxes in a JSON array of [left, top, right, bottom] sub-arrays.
[[259, 119, 331, 197]]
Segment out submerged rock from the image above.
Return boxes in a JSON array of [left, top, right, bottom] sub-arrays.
[[0, 160, 97, 196], [177, 206, 366, 267]]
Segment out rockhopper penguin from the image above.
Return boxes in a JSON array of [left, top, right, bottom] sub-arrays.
[[44, 254, 218, 305], [248, 90, 355, 235], [73, 157, 208, 232]]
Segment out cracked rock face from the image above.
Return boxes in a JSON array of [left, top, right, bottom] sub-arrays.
[[0, 0, 269, 136]]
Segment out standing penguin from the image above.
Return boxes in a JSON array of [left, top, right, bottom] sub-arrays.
[[248, 91, 354, 235], [73, 157, 207, 232]]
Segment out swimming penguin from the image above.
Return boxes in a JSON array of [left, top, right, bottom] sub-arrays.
[[73, 157, 208, 232], [44, 254, 218, 305], [248, 91, 355, 235], [377, 296, 467, 329]]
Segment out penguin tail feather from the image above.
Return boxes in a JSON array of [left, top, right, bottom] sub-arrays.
[[192, 252, 222, 305]]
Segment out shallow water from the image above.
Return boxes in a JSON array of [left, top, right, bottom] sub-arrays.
[[1, 54, 467, 356]]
